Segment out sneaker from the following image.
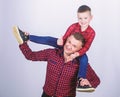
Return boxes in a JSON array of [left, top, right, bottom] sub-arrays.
[[13, 26, 29, 44], [76, 85, 95, 92], [76, 80, 95, 92]]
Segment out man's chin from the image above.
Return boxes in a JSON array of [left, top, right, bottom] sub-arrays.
[[66, 53, 71, 56], [65, 51, 72, 56]]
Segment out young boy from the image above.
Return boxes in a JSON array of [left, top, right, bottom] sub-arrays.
[[13, 5, 95, 92]]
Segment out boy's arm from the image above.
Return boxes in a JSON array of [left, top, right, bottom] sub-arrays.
[[62, 24, 76, 42], [79, 30, 95, 56], [19, 42, 49, 61], [57, 24, 76, 46]]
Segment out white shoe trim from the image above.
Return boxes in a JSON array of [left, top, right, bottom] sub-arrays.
[[13, 26, 23, 44]]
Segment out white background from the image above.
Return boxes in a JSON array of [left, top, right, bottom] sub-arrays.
[[0, 0, 120, 97]]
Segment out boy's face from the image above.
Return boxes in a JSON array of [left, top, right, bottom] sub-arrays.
[[77, 11, 92, 28], [64, 35, 82, 56]]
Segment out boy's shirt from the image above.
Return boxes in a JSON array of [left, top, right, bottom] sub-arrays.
[[63, 23, 95, 56]]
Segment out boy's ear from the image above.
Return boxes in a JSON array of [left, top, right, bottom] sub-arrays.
[[91, 15, 93, 20]]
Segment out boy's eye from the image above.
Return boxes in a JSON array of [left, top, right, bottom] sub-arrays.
[[85, 17, 88, 19]]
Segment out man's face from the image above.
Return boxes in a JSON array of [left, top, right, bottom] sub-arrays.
[[64, 35, 83, 56], [77, 11, 92, 28]]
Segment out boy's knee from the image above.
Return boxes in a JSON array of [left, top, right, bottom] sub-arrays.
[[79, 54, 88, 63]]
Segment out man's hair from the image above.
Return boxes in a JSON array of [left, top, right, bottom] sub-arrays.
[[77, 5, 91, 13], [71, 32, 85, 47]]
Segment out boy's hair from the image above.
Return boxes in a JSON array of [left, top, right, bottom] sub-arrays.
[[77, 5, 91, 13], [71, 32, 85, 47]]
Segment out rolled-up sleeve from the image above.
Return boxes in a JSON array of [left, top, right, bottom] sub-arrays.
[[86, 64, 100, 88]]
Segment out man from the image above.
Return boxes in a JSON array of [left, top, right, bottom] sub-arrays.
[[13, 26, 100, 97], [12, 5, 96, 92]]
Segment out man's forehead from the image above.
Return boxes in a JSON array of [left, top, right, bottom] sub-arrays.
[[68, 35, 81, 44], [68, 35, 73, 39], [68, 35, 77, 39]]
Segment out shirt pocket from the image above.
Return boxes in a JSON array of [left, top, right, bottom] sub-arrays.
[[48, 59, 57, 65]]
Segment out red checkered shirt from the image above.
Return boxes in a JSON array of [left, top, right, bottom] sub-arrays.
[[19, 43, 100, 97], [63, 23, 95, 56]]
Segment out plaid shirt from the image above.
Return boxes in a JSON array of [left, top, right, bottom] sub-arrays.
[[63, 23, 95, 56], [19, 43, 100, 97]]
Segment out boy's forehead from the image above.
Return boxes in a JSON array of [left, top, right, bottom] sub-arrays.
[[77, 11, 91, 17], [78, 11, 91, 14]]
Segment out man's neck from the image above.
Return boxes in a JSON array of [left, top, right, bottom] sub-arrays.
[[64, 52, 72, 63]]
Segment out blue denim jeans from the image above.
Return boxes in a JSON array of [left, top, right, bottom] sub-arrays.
[[29, 35, 59, 48], [29, 35, 88, 79]]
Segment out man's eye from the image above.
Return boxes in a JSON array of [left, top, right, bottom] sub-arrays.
[[73, 45, 76, 48], [68, 41, 71, 43]]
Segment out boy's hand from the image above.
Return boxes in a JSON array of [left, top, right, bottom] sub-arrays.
[[79, 78, 92, 87], [65, 52, 79, 62], [57, 38, 63, 46], [24, 32, 29, 36], [70, 52, 79, 60]]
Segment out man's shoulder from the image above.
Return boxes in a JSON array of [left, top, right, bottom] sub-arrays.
[[45, 48, 63, 54], [44, 48, 58, 52]]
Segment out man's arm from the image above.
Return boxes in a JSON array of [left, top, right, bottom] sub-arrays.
[[19, 42, 49, 61], [86, 64, 100, 88]]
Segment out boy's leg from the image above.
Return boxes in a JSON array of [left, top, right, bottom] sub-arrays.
[[78, 54, 88, 79], [76, 54, 95, 92], [29, 35, 59, 48], [13, 26, 61, 48]]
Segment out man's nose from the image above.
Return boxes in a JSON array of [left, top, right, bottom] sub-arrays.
[[67, 45, 72, 49]]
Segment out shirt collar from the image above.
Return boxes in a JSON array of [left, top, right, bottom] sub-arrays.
[[77, 23, 91, 32]]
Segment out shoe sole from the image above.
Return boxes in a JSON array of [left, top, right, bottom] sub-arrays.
[[76, 88, 95, 92], [13, 26, 23, 44]]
